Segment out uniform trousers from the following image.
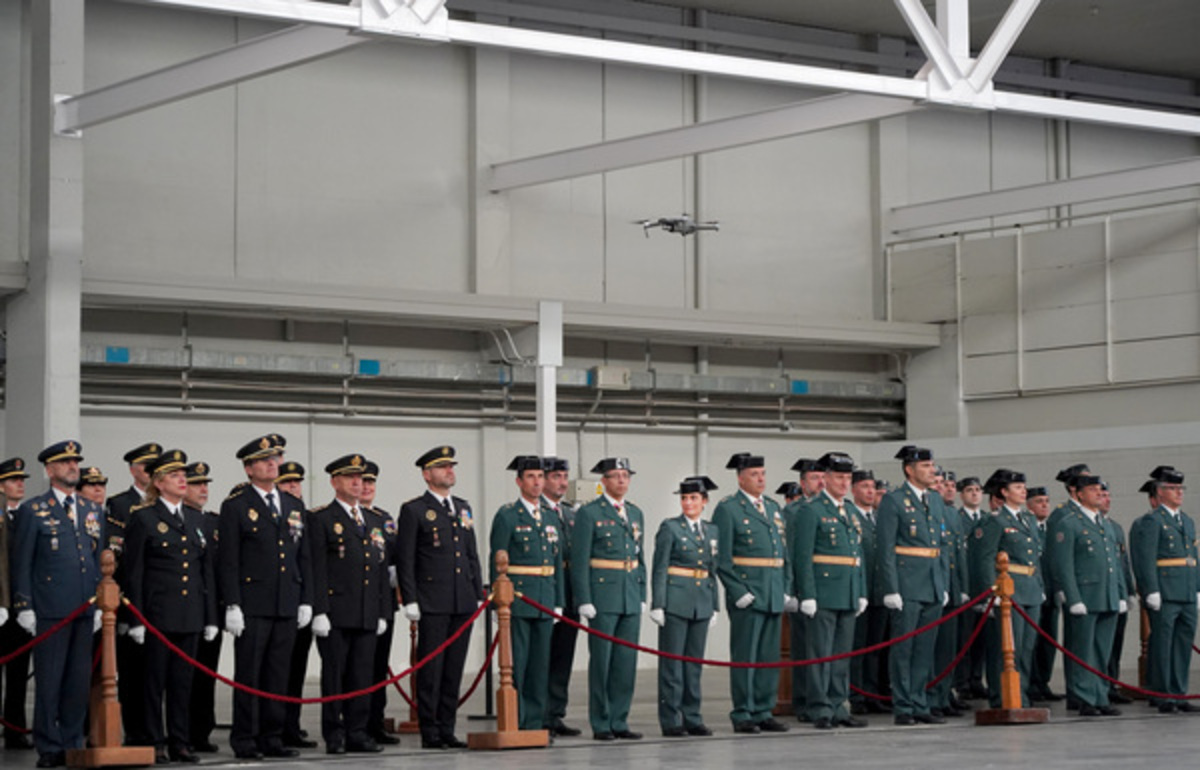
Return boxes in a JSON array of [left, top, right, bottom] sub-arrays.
[[803, 608, 856, 722], [544, 606, 579, 727], [367, 611, 396, 737], [230, 616, 295, 753], [283, 625, 313, 741], [316, 627, 376, 745], [850, 605, 890, 704], [144, 630, 199, 751], [512, 615, 554, 730], [727, 607, 781, 724], [1147, 601, 1198, 697], [928, 605, 959, 709], [32, 615, 92, 757], [888, 599, 939, 717], [117, 631, 151, 744], [656, 613, 708, 730], [1063, 610, 1116, 707], [585, 612, 639, 734], [415, 612, 473, 743], [1030, 601, 1059, 696], [0, 616, 32, 739], [955, 609, 986, 696], [788, 613, 808, 716], [188, 632, 221, 746]]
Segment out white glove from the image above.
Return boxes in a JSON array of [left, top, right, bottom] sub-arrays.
[[735, 592, 755, 610], [960, 593, 970, 605], [857, 597, 868, 616], [1129, 594, 1138, 605], [784, 594, 800, 613], [0, 607, 7, 627], [649, 608, 666, 627], [93, 609, 103, 634], [17, 610, 36, 635], [1146, 592, 1162, 611], [553, 607, 562, 624], [709, 613, 719, 629], [942, 591, 949, 608], [388, 566, 398, 589], [1196, 592, 1200, 611], [883, 593, 903, 611], [404, 602, 421, 622], [297, 604, 313, 629], [578, 603, 597, 620], [377, 618, 388, 636], [1069, 602, 1088, 616], [1118, 599, 1128, 614], [117, 622, 130, 636], [225, 605, 245, 637], [129, 625, 147, 645], [204, 625, 218, 642], [641, 601, 647, 614], [311, 614, 331, 638], [799, 599, 817, 618]]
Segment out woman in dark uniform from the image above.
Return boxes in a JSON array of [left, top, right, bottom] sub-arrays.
[[650, 476, 719, 737]]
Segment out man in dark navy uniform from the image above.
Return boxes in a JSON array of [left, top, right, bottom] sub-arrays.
[[218, 434, 314, 760], [124, 450, 218, 764], [360, 459, 402, 746], [12, 441, 104, 768], [0, 456, 32, 749], [396, 446, 483, 750], [183, 461, 223, 753], [105, 441, 161, 749], [275, 460, 319, 750], [309, 454, 390, 754]]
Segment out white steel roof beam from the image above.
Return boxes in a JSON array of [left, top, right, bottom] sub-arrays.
[[968, 0, 1040, 92], [893, 0, 964, 84], [489, 94, 923, 192]]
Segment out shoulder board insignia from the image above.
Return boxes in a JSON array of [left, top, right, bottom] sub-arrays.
[[719, 494, 735, 504], [131, 501, 152, 512]]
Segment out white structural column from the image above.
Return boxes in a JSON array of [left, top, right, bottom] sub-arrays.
[[8, 0, 84, 458], [535, 301, 563, 458]]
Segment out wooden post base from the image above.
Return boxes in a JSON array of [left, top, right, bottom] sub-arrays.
[[974, 707, 1050, 725], [383, 717, 421, 735], [67, 746, 157, 768], [467, 728, 549, 750]]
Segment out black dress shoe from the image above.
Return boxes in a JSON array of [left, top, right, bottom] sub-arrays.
[[192, 741, 219, 753], [732, 721, 760, 734], [262, 746, 300, 758], [593, 732, 615, 741], [347, 739, 383, 753], [661, 727, 687, 737], [1158, 702, 1178, 714], [283, 735, 318, 748], [233, 748, 264, 760], [170, 748, 201, 764], [549, 722, 582, 737], [371, 732, 401, 745], [1098, 706, 1121, 716], [836, 716, 868, 728], [326, 743, 346, 755], [1176, 702, 1197, 712], [949, 696, 972, 711], [894, 714, 916, 726], [613, 730, 642, 740], [1079, 704, 1102, 716], [850, 703, 869, 716], [913, 712, 945, 724], [812, 717, 833, 730], [154, 748, 170, 765], [420, 739, 443, 749], [440, 736, 468, 749], [757, 718, 789, 733], [1108, 691, 1133, 705], [1043, 691, 1065, 702], [685, 725, 712, 736], [36, 753, 65, 769], [929, 707, 944, 718], [942, 706, 965, 718]]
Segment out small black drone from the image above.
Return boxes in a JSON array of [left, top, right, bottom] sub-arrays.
[[637, 214, 720, 237]]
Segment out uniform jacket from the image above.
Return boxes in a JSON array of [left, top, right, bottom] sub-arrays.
[[876, 484, 946, 603], [1048, 506, 1123, 612], [651, 515, 719, 621], [199, 509, 222, 611], [571, 496, 646, 615], [12, 489, 103, 618], [395, 491, 483, 615], [0, 510, 10, 608], [792, 494, 865, 612], [489, 498, 565, 618], [124, 500, 217, 633], [542, 496, 577, 609], [217, 484, 312, 618], [1130, 505, 1200, 602], [308, 501, 391, 630], [846, 501, 881, 604], [713, 491, 788, 614], [971, 507, 1044, 607], [369, 505, 401, 612], [935, 497, 969, 605], [1107, 517, 1135, 599]]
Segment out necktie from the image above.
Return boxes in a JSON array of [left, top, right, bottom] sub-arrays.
[[837, 502, 846, 520], [691, 521, 700, 538], [1039, 521, 1046, 533], [445, 497, 454, 517], [531, 505, 541, 524], [265, 491, 280, 520], [615, 502, 627, 523], [754, 499, 765, 515], [351, 505, 364, 533]]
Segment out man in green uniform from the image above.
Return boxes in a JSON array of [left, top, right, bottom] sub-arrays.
[[541, 457, 582, 737], [1048, 474, 1124, 716], [650, 476, 719, 737], [876, 445, 947, 725], [847, 469, 889, 715], [955, 476, 989, 701], [1130, 466, 1199, 714], [1027, 484, 1064, 702], [929, 469, 969, 718], [572, 458, 645, 741], [793, 452, 867, 729], [490, 456, 564, 731], [713, 453, 792, 734], [1098, 482, 1135, 705], [783, 458, 821, 719]]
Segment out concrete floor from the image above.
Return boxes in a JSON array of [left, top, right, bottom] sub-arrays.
[[1, 668, 1194, 768]]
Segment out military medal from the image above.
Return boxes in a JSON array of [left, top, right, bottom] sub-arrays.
[[50, 537, 59, 551], [426, 510, 437, 522], [910, 524, 917, 537], [158, 521, 169, 533]]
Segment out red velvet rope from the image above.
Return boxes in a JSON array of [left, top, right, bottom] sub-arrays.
[[387, 667, 418, 710], [458, 632, 499, 707], [851, 595, 997, 702], [519, 590, 993, 668], [124, 599, 489, 704], [1012, 601, 1200, 701], [0, 599, 94, 667]]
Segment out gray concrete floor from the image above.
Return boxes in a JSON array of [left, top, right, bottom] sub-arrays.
[[1, 668, 1193, 768]]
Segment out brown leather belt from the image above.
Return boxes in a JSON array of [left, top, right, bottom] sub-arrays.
[[507, 565, 556, 576], [1007, 564, 1037, 576], [589, 558, 636, 571], [894, 546, 940, 558], [732, 557, 784, 568], [667, 566, 709, 579], [812, 554, 860, 567], [1157, 557, 1197, 568]]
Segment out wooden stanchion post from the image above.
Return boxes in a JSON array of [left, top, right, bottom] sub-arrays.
[[1133, 604, 1151, 698], [772, 621, 793, 716], [397, 621, 421, 733], [467, 551, 548, 750], [67, 550, 155, 768], [976, 552, 1049, 725]]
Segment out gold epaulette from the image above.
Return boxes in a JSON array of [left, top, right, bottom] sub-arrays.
[[130, 500, 153, 513]]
